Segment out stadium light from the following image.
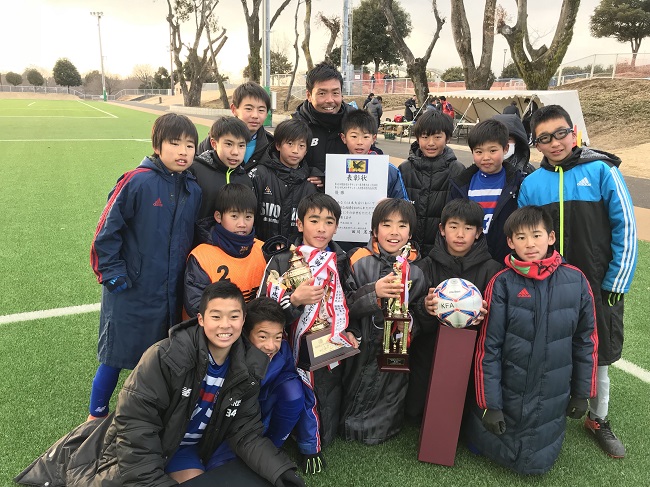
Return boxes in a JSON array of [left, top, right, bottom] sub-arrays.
[[90, 11, 107, 101]]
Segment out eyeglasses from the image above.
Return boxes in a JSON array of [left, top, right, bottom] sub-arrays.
[[534, 127, 574, 145]]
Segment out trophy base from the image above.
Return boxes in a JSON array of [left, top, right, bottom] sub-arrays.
[[297, 327, 360, 371], [378, 352, 409, 373]]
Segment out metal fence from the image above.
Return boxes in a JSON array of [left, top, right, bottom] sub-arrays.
[[555, 52, 650, 86]]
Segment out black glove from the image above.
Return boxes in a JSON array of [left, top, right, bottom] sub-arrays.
[[104, 276, 128, 294], [301, 451, 326, 474], [275, 469, 306, 487], [482, 409, 506, 435], [566, 396, 588, 419]]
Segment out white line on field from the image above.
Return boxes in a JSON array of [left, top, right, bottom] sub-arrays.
[[0, 116, 115, 119], [0, 303, 101, 325], [27, 102, 35, 107], [0, 138, 149, 142], [77, 100, 118, 118], [613, 358, 650, 384]]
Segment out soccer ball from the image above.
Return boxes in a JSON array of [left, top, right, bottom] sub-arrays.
[[433, 278, 483, 329]]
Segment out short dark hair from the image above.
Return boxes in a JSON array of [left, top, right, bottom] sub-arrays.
[[151, 113, 198, 155], [214, 183, 257, 214], [342, 109, 377, 135], [371, 199, 416, 236], [503, 205, 554, 238], [440, 199, 484, 229], [468, 119, 509, 150], [297, 193, 341, 224], [530, 105, 573, 140], [273, 118, 312, 147], [376, 96, 382, 101], [439, 96, 447, 101], [209, 116, 251, 143], [412, 109, 454, 139], [243, 297, 286, 335], [306, 62, 343, 92], [232, 81, 271, 111], [198, 281, 246, 316], [368, 92, 375, 97]]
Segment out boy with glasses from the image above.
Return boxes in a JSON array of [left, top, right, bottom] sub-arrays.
[[518, 104, 637, 459]]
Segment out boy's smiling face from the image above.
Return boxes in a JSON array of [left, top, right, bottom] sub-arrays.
[[417, 132, 448, 158], [231, 96, 268, 134], [215, 209, 254, 236], [297, 208, 338, 250], [341, 129, 376, 154], [211, 133, 247, 168], [472, 141, 507, 174], [507, 224, 556, 262], [374, 211, 411, 256], [155, 135, 195, 173], [248, 320, 284, 360], [198, 297, 245, 360], [534, 117, 576, 165]]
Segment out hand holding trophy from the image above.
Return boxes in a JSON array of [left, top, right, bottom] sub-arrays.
[[378, 243, 412, 373]]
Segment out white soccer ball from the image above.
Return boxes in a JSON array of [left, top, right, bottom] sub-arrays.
[[433, 278, 483, 329]]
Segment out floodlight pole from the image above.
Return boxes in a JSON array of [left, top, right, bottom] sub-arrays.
[[91, 11, 107, 101], [169, 23, 174, 95], [341, 0, 350, 95]]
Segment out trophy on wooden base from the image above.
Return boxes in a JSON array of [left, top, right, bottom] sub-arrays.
[[272, 246, 359, 371], [378, 243, 412, 373]]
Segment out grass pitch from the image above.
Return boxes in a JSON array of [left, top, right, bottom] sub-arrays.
[[0, 99, 648, 487]]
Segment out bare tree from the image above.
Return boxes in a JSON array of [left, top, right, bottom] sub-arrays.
[[382, 0, 445, 105], [166, 0, 227, 107], [317, 12, 341, 62], [132, 64, 155, 89], [285, 0, 302, 110], [240, 0, 293, 83], [497, 0, 580, 90], [450, 0, 497, 90], [301, 0, 314, 71]]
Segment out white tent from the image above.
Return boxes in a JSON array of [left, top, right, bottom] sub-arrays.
[[432, 90, 590, 145]]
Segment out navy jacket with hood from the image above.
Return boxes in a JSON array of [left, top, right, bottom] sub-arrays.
[[90, 157, 201, 370], [493, 113, 535, 175]]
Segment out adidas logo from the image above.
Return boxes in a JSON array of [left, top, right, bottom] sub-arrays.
[[264, 186, 272, 195], [153, 198, 163, 207], [577, 177, 591, 187], [517, 288, 531, 298], [181, 387, 192, 397]]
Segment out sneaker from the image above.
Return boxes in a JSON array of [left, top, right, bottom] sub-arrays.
[[584, 415, 626, 458]]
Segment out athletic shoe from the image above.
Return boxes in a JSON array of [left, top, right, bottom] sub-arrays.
[[584, 415, 626, 458]]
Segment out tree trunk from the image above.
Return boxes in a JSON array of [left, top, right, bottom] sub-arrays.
[[374, 59, 380, 77], [302, 0, 314, 71], [285, 0, 301, 111], [498, 0, 580, 90], [450, 0, 496, 90], [186, 81, 203, 107], [206, 27, 230, 108], [382, 0, 444, 106]]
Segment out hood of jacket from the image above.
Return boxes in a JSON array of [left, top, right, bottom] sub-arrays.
[[293, 99, 350, 132], [493, 113, 530, 164], [369, 98, 382, 107], [540, 146, 622, 172], [428, 230, 494, 273]]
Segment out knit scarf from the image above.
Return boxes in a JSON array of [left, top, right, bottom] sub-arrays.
[[507, 250, 561, 280]]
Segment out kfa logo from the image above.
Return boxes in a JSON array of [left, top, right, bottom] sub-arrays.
[[260, 202, 281, 218], [311, 138, 319, 147]]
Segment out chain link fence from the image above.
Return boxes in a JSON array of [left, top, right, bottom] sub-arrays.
[[555, 53, 650, 86]]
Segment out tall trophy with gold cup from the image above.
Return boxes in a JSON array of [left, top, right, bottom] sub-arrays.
[[378, 243, 412, 373]]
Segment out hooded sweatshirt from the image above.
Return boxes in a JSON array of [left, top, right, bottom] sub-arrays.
[[493, 113, 535, 175]]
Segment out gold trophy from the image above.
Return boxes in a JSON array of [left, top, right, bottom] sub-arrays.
[[378, 243, 412, 373], [272, 246, 359, 371]]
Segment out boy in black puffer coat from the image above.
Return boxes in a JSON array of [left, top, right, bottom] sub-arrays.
[[399, 109, 464, 256]]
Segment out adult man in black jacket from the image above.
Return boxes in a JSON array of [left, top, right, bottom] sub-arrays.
[[292, 62, 351, 186]]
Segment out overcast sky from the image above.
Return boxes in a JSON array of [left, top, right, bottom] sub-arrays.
[[1, 0, 633, 82]]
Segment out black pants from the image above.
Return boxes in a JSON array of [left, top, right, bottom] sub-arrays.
[[181, 458, 273, 487]]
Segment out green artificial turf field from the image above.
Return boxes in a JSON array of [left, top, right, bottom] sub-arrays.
[[0, 99, 648, 486]]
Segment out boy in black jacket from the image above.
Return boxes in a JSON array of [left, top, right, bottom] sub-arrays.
[[249, 118, 319, 243], [407, 199, 501, 421], [191, 117, 255, 220], [16, 282, 304, 487]]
